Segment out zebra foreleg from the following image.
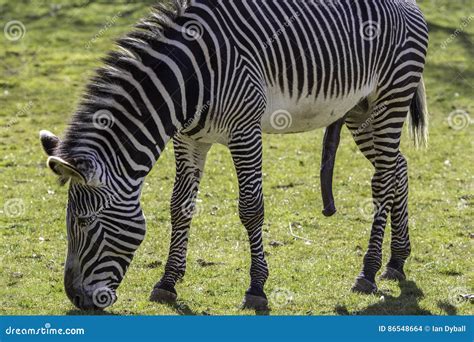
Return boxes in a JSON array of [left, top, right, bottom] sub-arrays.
[[229, 127, 269, 310], [381, 153, 410, 281], [150, 135, 211, 304]]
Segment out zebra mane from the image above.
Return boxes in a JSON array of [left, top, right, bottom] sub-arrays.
[[136, 0, 188, 35], [58, 0, 189, 160]]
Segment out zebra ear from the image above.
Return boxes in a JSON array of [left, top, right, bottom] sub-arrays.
[[39, 130, 60, 156], [47, 156, 87, 186]]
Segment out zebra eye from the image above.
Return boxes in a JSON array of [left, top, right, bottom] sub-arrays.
[[76, 215, 96, 227]]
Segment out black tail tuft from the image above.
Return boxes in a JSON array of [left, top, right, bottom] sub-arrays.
[[409, 77, 429, 148]]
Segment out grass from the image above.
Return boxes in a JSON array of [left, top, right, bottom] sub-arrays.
[[0, 0, 472, 316]]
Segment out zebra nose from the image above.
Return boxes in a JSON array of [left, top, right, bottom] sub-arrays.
[[66, 286, 100, 310], [64, 268, 77, 302], [64, 269, 116, 310], [64, 268, 98, 310], [73, 295, 82, 308]]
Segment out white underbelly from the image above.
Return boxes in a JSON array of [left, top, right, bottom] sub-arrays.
[[261, 86, 372, 134]]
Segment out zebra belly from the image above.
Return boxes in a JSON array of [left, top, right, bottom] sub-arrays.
[[261, 87, 371, 134]]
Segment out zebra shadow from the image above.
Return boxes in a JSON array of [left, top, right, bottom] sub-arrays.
[[66, 302, 196, 316], [66, 309, 123, 316], [171, 300, 271, 316], [171, 300, 200, 316], [335, 280, 437, 315]]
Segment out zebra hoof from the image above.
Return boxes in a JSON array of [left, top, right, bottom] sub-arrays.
[[380, 267, 406, 281], [242, 294, 268, 310], [351, 276, 378, 294], [150, 286, 177, 304]]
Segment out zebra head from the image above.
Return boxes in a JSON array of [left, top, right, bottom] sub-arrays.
[[40, 130, 146, 310]]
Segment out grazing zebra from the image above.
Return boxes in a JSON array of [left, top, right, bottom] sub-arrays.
[[40, 0, 429, 310]]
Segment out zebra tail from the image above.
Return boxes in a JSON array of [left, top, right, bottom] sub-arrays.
[[409, 76, 429, 148]]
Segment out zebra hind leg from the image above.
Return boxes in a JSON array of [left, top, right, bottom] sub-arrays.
[[347, 95, 411, 294], [380, 153, 410, 281], [345, 104, 377, 294], [150, 135, 211, 304], [229, 128, 269, 310]]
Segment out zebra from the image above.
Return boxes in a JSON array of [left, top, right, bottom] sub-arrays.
[[39, 0, 429, 310]]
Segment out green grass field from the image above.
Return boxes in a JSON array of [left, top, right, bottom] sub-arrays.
[[0, 0, 472, 315]]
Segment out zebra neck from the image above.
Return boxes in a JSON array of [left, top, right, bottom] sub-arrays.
[[60, 87, 190, 188], [59, 4, 213, 187]]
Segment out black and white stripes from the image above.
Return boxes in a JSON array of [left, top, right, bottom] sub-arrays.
[[40, 0, 429, 310]]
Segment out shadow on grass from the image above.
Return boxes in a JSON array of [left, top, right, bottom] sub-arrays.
[[436, 301, 459, 316], [171, 300, 199, 316], [427, 21, 474, 57], [428, 63, 474, 91], [66, 309, 123, 316], [255, 309, 271, 316], [67, 300, 200, 316], [335, 280, 442, 315], [162, 299, 271, 316]]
